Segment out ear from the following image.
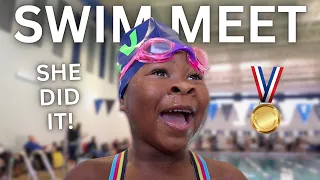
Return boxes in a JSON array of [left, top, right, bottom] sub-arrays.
[[120, 98, 126, 112]]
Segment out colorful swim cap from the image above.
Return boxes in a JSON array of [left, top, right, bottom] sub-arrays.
[[117, 18, 209, 99], [117, 18, 182, 99]]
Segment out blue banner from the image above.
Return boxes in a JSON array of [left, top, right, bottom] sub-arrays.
[[313, 104, 320, 120], [94, 99, 103, 115], [105, 99, 115, 114], [71, 15, 82, 64], [297, 104, 312, 123], [221, 104, 233, 121], [80, 0, 125, 36], [208, 103, 218, 120], [99, 39, 106, 78]]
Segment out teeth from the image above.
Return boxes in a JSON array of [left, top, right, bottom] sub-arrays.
[[166, 109, 192, 113]]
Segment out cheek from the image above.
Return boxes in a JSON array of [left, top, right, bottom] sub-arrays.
[[198, 85, 210, 108], [133, 80, 162, 104], [126, 80, 166, 135], [126, 80, 164, 120], [194, 86, 210, 126], [142, 83, 160, 98]]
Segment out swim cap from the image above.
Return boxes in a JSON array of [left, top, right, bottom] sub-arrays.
[[117, 17, 188, 99]]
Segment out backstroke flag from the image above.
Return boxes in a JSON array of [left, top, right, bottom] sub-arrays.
[[280, 102, 295, 126], [221, 104, 233, 121], [233, 102, 249, 126], [313, 104, 320, 120], [105, 99, 115, 114], [208, 103, 218, 120], [296, 104, 312, 123], [94, 99, 103, 115]]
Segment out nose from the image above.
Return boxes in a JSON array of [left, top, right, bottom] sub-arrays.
[[168, 81, 196, 96]]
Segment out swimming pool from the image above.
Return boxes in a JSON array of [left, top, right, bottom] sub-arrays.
[[197, 152, 320, 180]]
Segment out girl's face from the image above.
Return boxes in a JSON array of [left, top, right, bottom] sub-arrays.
[[121, 52, 210, 152]]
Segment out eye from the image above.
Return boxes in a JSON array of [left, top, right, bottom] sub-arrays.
[[151, 68, 168, 77], [188, 73, 203, 80]]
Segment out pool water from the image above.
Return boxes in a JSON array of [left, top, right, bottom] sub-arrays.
[[198, 152, 320, 180]]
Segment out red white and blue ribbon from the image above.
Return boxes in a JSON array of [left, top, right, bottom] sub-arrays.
[[251, 66, 284, 103]]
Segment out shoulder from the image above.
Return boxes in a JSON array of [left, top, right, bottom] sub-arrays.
[[202, 157, 247, 180], [64, 156, 115, 180]]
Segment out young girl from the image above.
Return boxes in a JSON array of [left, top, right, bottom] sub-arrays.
[[66, 18, 247, 180]]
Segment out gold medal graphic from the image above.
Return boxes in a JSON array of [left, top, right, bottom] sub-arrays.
[[250, 66, 284, 134], [250, 103, 281, 134]]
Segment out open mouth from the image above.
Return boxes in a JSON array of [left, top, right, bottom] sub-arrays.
[[160, 107, 195, 131]]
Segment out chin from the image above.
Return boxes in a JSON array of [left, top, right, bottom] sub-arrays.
[[155, 130, 194, 153]]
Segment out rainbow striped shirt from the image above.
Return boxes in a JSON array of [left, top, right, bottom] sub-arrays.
[[109, 150, 211, 180]]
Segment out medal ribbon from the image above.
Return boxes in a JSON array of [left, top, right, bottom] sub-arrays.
[[251, 66, 284, 103]]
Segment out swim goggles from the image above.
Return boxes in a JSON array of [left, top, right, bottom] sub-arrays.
[[119, 38, 209, 80]]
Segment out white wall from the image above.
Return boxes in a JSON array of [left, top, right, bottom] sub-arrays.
[[0, 0, 131, 151]]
